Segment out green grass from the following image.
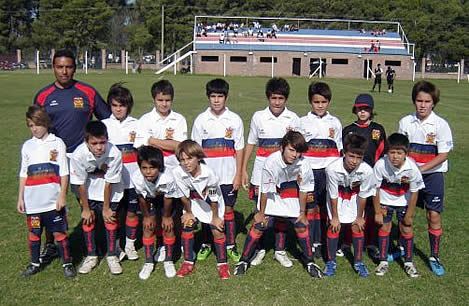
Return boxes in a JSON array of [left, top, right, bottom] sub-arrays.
[[1, 70, 468, 305]]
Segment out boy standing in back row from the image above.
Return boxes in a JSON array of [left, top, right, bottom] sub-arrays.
[[191, 79, 244, 262], [398, 80, 453, 276]]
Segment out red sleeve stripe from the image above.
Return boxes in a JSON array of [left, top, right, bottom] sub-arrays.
[[375, 139, 385, 163], [75, 83, 96, 117], [35, 85, 56, 106]]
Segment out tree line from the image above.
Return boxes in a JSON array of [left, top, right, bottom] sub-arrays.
[[1, 0, 468, 63]]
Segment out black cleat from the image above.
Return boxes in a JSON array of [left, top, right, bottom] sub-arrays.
[[63, 263, 77, 279], [39, 243, 59, 264], [21, 263, 40, 278], [307, 262, 323, 279], [234, 261, 249, 276], [314, 244, 322, 259]]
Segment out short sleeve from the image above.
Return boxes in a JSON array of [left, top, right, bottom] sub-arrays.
[[57, 139, 69, 176], [299, 163, 315, 193], [247, 114, 259, 145], [436, 119, 453, 153], [358, 168, 376, 198], [172, 115, 188, 142], [326, 167, 339, 199], [19, 145, 28, 178], [70, 156, 87, 185], [133, 116, 152, 148], [104, 149, 122, 184], [234, 116, 245, 151], [260, 165, 277, 193]]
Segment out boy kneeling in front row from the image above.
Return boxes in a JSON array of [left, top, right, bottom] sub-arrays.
[[235, 130, 323, 278]]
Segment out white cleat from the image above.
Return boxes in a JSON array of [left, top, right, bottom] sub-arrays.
[[78, 256, 98, 274], [163, 261, 177, 278], [250, 249, 266, 266], [274, 250, 293, 268], [139, 263, 155, 280], [106, 256, 123, 275]]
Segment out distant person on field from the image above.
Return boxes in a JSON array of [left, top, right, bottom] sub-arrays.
[[371, 64, 383, 92], [386, 66, 396, 93], [33, 49, 110, 265]]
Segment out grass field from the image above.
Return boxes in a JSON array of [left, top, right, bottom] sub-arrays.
[[0, 70, 468, 305]]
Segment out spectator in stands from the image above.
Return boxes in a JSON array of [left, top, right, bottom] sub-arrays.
[[369, 41, 375, 52], [248, 27, 254, 37], [376, 40, 381, 52]]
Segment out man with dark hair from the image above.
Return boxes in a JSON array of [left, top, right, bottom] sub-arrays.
[[371, 64, 383, 92], [33, 49, 110, 264]]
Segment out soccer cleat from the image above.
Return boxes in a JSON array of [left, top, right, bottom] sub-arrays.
[[176, 262, 195, 277], [62, 263, 77, 279], [354, 262, 370, 278], [217, 263, 230, 279], [138, 263, 154, 280], [324, 260, 337, 277], [429, 257, 445, 276], [78, 256, 98, 274], [366, 245, 380, 262], [314, 244, 322, 259], [163, 261, 177, 278], [196, 244, 212, 261], [118, 250, 126, 262], [274, 250, 293, 268], [250, 249, 266, 266], [375, 261, 389, 276], [404, 262, 419, 278], [106, 256, 123, 275], [227, 246, 241, 263], [234, 261, 249, 276], [21, 263, 40, 278], [124, 243, 139, 261], [39, 243, 59, 264], [336, 249, 345, 257], [307, 262, 323, 279], [387, 246, 404, 262], [154, 246, 166, 263]]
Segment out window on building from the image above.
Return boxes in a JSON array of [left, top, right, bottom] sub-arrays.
[[230, 56, 247, 62], [385, 60, 401, 66], [331, 58, 348, 65], [201, 56, 219, 62], [260, 57, 278, 63]]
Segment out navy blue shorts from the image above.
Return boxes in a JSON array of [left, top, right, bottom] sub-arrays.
[[381, 205, 407, 223], [312, 168, 327, 207], [27, 208, 68, 235], [253, 215, 306, 231], [87, 200, 119, 212], [145, 195, 178, 217], [120, 188, 139, 213], [417, 172, 445, 213], [181, 218, 220, 232], [220, 184, 238, 207]]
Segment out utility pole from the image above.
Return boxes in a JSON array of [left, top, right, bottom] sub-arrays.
[[161, 5, 164, 61]]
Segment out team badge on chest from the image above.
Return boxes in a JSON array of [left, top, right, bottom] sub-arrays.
[[400, 176, 409, 184], [165, 128, 174, 139], [225, 127, 233, 138], [329, 128, 335, 138], [49, 149, 58, 161], [129, 131, 136, 143], [73, 97, 84, 108], [426, 133, 436, 144], [372, 129, 381, 140]]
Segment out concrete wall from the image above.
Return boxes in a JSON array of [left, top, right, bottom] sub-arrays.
[[193, 50, 414, 80]]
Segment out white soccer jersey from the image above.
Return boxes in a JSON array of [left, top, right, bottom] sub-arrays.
[[172, 163, 225, 224], [373, 156, 425, 206], [102, 115, 139, 189], [134, 108, 188, 169], [398, 111, 453, 174], [247, 107, 299, 185], [326, 157, 375, 223], [260, 151, 315, 218], [132, 169, 180, 199], [299, 111, 343, 169], [191, 107, 244, 185], [70, 142, 124, 202], [19, 133, 69, 214]]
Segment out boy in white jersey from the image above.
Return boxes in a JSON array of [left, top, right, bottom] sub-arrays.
[[234, 131, 323, 278], [132, 146, 178, 279], [299, 82, 342, 258], [134, 80, 187, 261], [373, 133, 424, 278], [324, 134, 375, 278], [192, 79, 244, 262], [398, 81, 453, 276], [241, 77, 300, 267], [70, 121, 124, 275], [102, 83, 140, 261], [172, 140, 230, 279], [17, 106, 76, 278]]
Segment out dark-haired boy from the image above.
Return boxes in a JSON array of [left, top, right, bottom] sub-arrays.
[[241, 77, 300, 267], [132, 146, 179, 279], [191, 78, 244, 262], [324, 134, 375, 278], [134, 80, 187, 261], [235, 131, 323, 278], [398, 80, 453, 276], [373, 133, 424, 278], [103, 83, 140, 261], [299, 82, 342, 258], [70, 121, 124, 275]]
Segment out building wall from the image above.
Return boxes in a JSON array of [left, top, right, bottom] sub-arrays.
[[193, 50, 414, 80]]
